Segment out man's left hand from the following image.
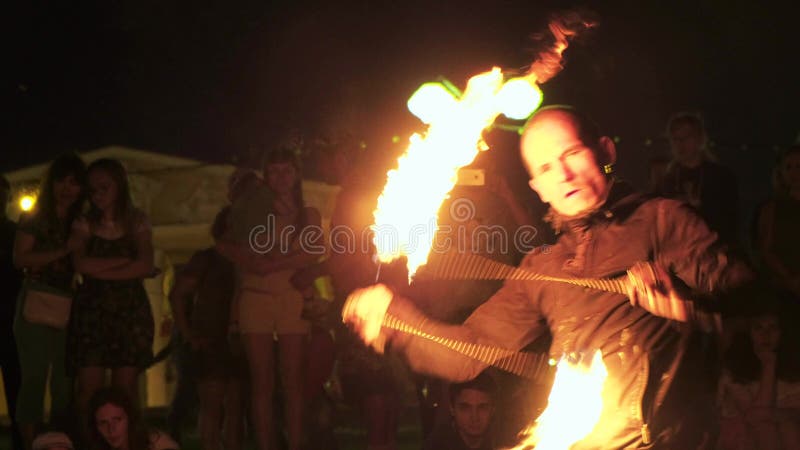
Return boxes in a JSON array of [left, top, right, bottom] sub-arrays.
[[626, 261, 689, 322]]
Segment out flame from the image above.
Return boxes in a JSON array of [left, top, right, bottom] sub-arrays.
[[371, 10, 596, 280], [513, 351, 608, 450], [372, 68, 518, 279]]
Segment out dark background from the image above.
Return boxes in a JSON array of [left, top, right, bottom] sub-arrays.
[[6, 0, 797, 206]]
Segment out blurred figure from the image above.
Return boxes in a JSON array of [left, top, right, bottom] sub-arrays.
[[1, 175, 24, 450], [424, 372, 497, 450], [31, 431, 74, 450], [658, 113, 739, 243], [718, 306, 800, 450], [324, 145, 404, 450], [88, 386, 179, 450], [13, 154, 87, 449], [755, 145, 800, 297], [166, 169, 259, 441], [217, 149, 322, 450], [170, 207, 245, 450], [67, 159, 155, 441]]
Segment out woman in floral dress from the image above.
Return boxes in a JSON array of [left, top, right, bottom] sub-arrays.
[[67, 158, 155, 437]]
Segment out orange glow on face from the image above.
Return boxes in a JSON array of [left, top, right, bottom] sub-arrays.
[[513, 351, 608, 450]]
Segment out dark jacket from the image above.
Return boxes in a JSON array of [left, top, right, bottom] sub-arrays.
[[385, 182, 753, 449]]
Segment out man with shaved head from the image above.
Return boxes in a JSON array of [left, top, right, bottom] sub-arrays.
[[343, 106, 753, 449]]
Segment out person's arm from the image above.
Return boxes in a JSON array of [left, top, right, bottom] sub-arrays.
[[653, 199, 753, 312], [168, 254, 203, 347], [753, 353, 778, 409], [757, 201, 798, 288], [13, 229, 69, 270], [215, 239, 253, 267], [248, 207, 324, 275], [90, 218, 155, 280], [71, 218, 131, 275], [344, 265, 546, 382]]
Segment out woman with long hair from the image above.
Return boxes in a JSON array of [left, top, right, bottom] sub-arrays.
[[217, 148, 322, 450], [88, 386, 178, 450], [67, 158, 155, 437], [13, 153, 87, 449], [718, 305, 800, 450]]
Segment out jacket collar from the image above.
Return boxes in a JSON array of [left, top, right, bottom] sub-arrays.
[[544, 180, 645, 234]]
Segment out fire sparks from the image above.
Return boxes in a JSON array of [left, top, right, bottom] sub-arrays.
[[512, 351, 608, 450]]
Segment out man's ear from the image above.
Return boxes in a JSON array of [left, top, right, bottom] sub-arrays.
[[597, 136, 617, 166], [529, 178, 549, 204]]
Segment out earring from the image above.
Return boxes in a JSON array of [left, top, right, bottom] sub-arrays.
[[603, 164, 614, 174]]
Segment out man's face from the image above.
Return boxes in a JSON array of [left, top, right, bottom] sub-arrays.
[[451, 388, 494, 442], [522, 113, 610, 217], [669, 123, 705, 167], [750, 314, 780, 353]]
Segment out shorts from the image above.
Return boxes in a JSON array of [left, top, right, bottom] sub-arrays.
[[238, 289, 310, 335]]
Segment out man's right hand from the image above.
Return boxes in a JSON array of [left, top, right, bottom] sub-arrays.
[[342, 283, 394, 349]]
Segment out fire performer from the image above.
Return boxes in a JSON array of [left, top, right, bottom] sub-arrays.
[[343, 105, 754, 449]]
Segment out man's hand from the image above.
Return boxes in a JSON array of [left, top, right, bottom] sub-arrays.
[[342, 284, 393, 349], [626, 261, 689, 322]]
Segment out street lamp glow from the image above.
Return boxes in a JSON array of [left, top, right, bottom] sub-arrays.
[[19, 195, 36, 212]]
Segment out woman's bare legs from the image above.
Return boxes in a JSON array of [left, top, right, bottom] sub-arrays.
[[277, 334, 307, 450], [244, 333, 276, 450], [76, 367, 105, 442], [197, 379, 225, 450]]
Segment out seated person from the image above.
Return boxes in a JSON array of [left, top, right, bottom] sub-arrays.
[[718, 307, 800, 450], [88, 386, 179, 450], [425, 371, 497, 450]]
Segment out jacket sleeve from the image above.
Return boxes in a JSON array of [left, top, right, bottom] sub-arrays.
[[386, 265, 546, 382], [653, 199, 753, 304]]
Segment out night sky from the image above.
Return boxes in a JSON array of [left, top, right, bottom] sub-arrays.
[[7, 0, 797, 192]]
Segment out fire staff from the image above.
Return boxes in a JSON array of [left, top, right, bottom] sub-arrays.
[[343, 106, 753, 449]]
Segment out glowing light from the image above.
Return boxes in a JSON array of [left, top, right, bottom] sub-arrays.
[[513, 351, 608, 450], [407, 82, 459, 125], [373, 68, 514, 280], [497, 77, 543, 120], [373, 69, 550, 280], [19, 195, 36, 212]]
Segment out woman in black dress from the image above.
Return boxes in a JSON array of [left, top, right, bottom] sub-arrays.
[[68, 158, 155, 435]]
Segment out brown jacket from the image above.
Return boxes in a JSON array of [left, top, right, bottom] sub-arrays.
[[385, 182, 753, 449]]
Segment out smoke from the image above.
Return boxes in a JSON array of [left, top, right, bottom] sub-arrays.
[[527, 9, 599, 84]]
